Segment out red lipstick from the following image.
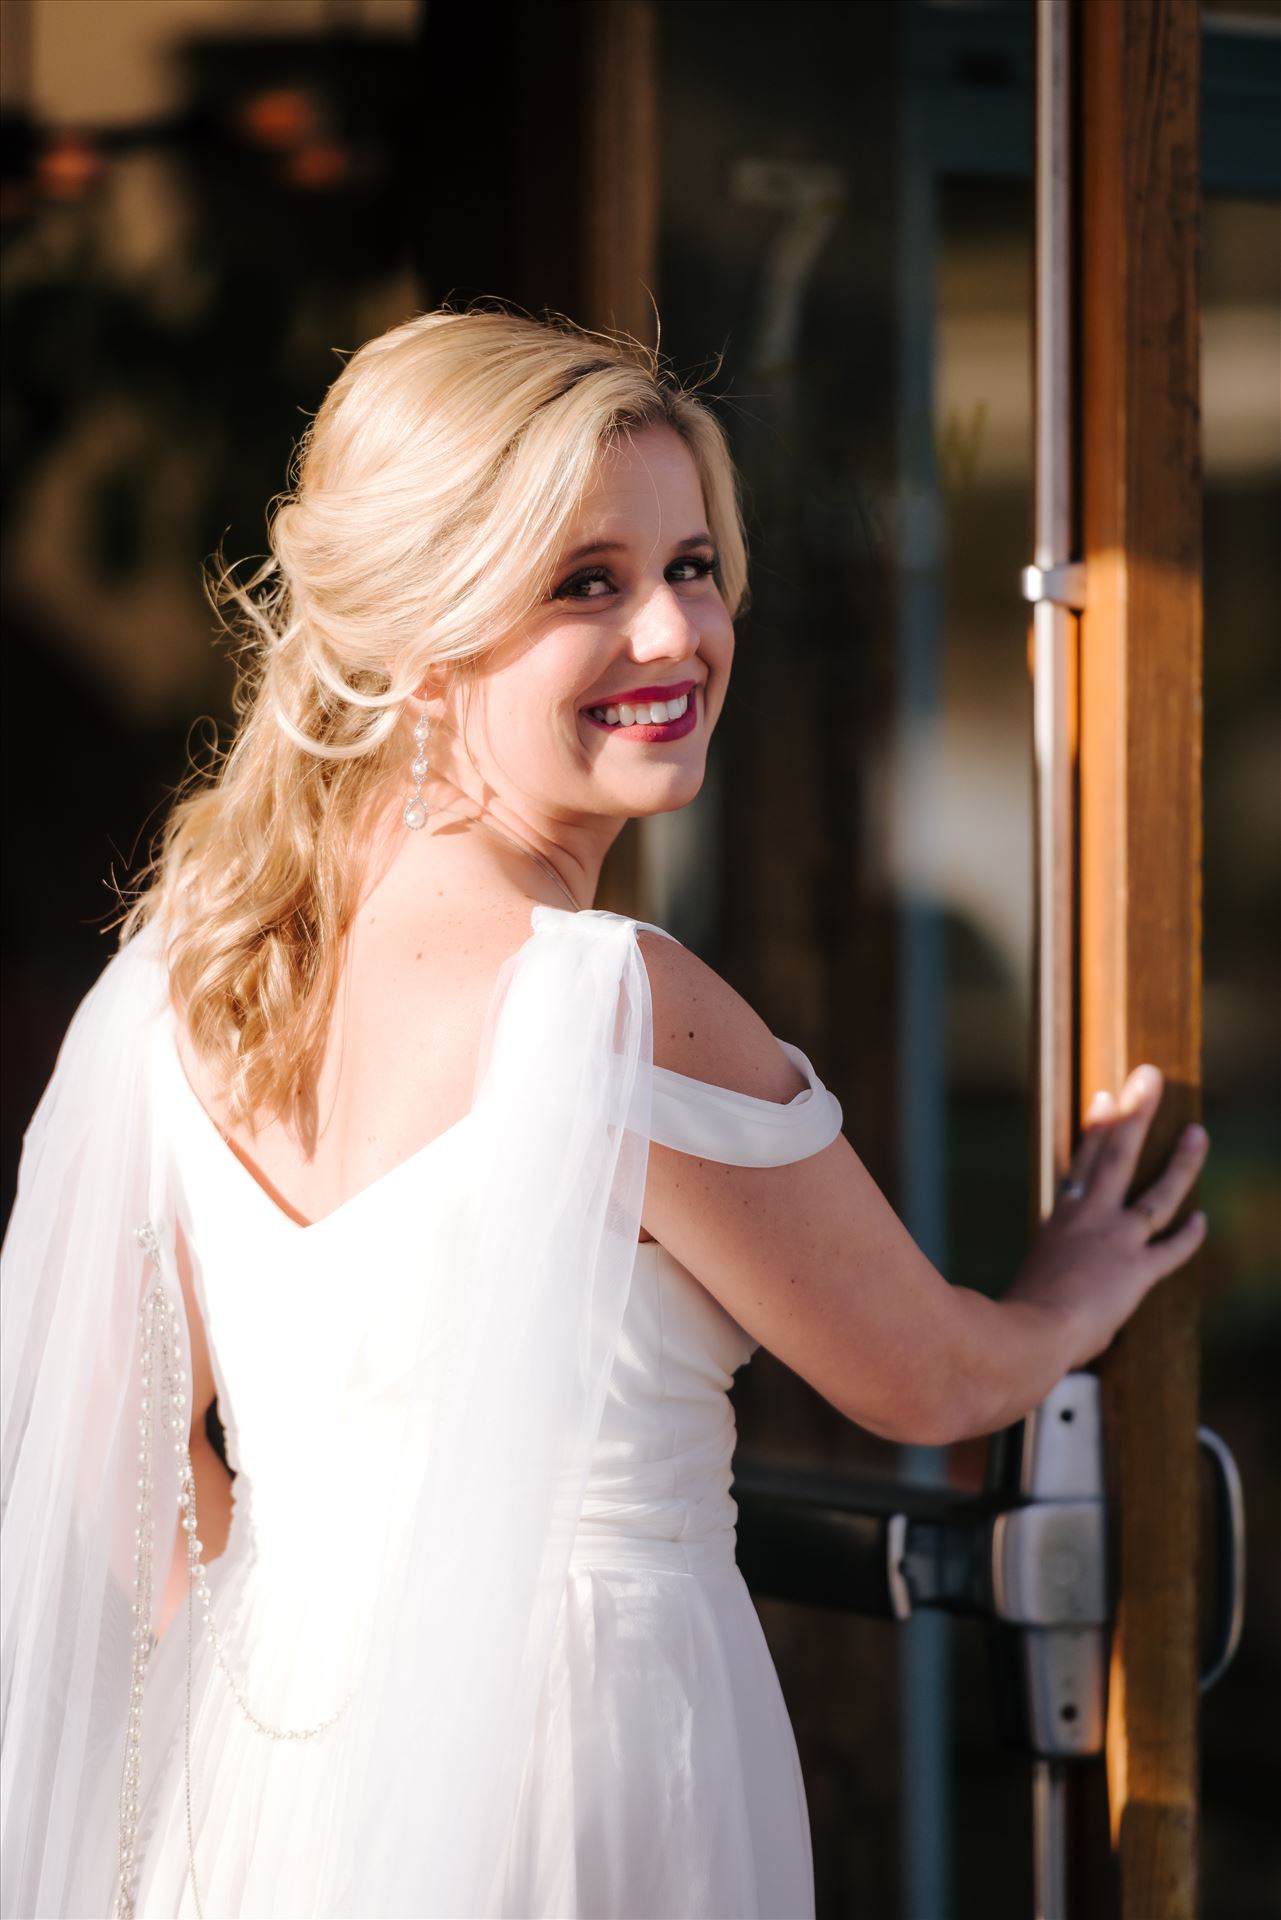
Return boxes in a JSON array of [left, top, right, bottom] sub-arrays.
[[580, 678, 698, 709]]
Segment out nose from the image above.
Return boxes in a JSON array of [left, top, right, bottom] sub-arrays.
[[628, 578, 702, 663]]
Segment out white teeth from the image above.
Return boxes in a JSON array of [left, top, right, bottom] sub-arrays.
[[587, 690, 692, 728]]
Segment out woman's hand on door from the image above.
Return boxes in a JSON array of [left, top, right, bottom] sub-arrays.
[[1005, 1065, 1210, 1367]]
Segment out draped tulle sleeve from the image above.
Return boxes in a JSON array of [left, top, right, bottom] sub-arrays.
[[315, 902, 657, 1914], [1, 919, 187, 1919], [2, 901, 659, 1917]]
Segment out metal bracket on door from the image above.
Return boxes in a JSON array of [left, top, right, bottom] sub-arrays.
[[983, 1373, 1109, 1759], [1021, 562, 1088, 611]]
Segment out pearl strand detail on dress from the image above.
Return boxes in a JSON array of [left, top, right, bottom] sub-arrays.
[[112, 1222, 353, 1920], [111, 1235, 171, 1920]]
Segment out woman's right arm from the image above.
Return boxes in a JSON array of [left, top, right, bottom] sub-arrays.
[[636, 932, 1208, 1448]]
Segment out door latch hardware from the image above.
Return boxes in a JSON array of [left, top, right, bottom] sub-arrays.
[[731, 1376, 1247, 1760]]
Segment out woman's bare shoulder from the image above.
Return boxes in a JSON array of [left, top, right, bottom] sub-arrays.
[[632, 925, 980, 1446], [634, 925, 808, 1105]]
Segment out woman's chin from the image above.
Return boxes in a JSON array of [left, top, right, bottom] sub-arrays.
[[619, 763, 707, 816]]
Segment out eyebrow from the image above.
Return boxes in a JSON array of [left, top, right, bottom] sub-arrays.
[[561, 532, 716, 566]]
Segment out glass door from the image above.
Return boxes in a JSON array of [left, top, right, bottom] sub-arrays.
[[654, 5, 1038, 1913]]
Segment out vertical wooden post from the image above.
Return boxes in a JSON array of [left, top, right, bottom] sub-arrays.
[[420, 0, 660, 919], [582, 0, 658, 348], [1077, 3, 1203, 1916], [580, 0, 659, 919]]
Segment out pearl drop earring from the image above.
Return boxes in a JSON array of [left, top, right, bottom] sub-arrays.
[[403, 705, 431, 831]]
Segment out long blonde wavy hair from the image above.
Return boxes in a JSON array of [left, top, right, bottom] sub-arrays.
[[120, 306, 750, 1134]]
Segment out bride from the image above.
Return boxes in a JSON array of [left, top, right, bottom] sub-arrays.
[[1, 307, 1208, 1919]]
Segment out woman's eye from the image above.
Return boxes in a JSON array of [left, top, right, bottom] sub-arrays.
[[667, 555, 718, 583], [554, 567, 614, 601], [551, 553, 718, 601]]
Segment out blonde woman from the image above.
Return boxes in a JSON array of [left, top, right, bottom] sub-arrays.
[[0, 308, 1208, 1920]]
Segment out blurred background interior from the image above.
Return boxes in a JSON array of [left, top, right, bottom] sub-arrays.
[[1, 2, 1277, 1915]]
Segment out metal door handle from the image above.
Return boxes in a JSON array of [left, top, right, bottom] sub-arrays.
[[1197, 1426, 1246, 1692]]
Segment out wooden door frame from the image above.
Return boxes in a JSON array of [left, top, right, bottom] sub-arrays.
[[1075, 3, 1204, 1915]]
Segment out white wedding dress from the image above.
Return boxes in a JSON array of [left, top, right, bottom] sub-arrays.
[[2, 903, 842, 1920]]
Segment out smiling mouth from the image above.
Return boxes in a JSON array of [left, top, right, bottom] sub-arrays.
[[589, 689, 688, 726], [580, 685, 700, 740]]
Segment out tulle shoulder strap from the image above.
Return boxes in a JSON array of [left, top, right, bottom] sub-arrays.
[[649, 1039, 843, 1166]]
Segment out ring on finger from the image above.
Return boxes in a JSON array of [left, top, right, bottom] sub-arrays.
[[1057, 1175, 1088, 1201], [1129, 1198, 1158, 1231]]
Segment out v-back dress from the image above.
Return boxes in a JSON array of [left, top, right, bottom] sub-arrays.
[[116, 905, 843, 1920]]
